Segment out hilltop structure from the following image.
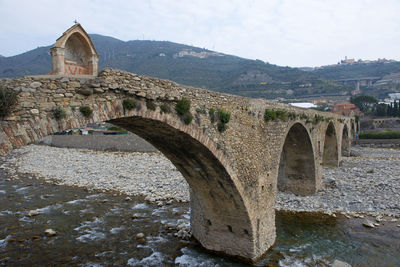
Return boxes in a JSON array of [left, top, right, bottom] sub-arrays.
[[50, 23, 99, 76]]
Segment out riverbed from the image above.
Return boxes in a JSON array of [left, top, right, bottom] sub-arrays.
[[0, 145, 399, 266]]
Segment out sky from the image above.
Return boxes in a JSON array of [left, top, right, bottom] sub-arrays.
[[1, 0, 399, 67]]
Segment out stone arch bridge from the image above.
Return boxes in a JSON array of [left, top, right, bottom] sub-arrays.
[[0, 69, 355, 262]]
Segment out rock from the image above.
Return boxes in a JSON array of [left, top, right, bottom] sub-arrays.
[[125, 197, 131, 201], [135, 233, 145, 239], [30, 82, 42, 88], [367, 169, 374, 174], [26, 210, 40, 217], [44, 229, 57, 236], [362, 219, 375, 228], [109, 83, 119, 90], [137, 91, 146, 97], [138, 238, 146, 244], [131, 213, 140, 219], [93, 88, 104, 94], [60, 77, 70, 83], [332, 259, 352, 267], [90, 83, 101, 88], [77, 88, 93, 96], [30, 109, 39, 115]]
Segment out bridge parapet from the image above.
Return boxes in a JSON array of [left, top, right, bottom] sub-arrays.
[[0, 68, 353, 261]]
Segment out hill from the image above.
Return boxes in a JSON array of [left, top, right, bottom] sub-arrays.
[[307, 62, 400, 99], [310, 62, 400, 80], [0, 34, 348, 99]]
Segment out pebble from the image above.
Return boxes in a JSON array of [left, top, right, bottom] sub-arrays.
[[135, 233, 145, 239], [362, 219, 375, 228], [44, 229, 57, 236]]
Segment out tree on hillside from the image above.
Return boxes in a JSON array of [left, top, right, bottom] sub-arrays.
[[375, 103, 388, 117], [350, 95, 378, 114]]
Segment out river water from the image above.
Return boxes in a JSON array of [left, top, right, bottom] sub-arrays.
[[0, 168, 399, 266]]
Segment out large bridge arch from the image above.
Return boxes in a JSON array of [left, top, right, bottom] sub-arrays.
[[323, 121, 339, 166], [106, 109, 255, 259], [277, 122, 317, 196]]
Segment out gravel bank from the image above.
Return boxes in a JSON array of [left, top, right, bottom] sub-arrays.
[[2, 145, 399, 218], [3, 145, 189, 203], [276, 146, 400, 218]]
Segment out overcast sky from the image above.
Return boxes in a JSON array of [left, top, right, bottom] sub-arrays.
[[1, 0, 399, 67]]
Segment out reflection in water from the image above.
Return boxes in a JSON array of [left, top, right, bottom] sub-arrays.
[[0, 171, 399, 266]]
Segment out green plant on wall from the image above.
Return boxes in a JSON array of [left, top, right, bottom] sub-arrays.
[[0, 86, 17, 118], [217, 109, 231, 132], [53, 106, 66, 120], [312, 114, 324, 125], [176, 98, 192, 125], [264, 109, 288, 122], [183, 112, 193, 124], [176, 98, 191, 115], [123, 99, 137, 110], [146, 101, 156, 111], [79, 106, 93, 118], [160, 104, 170, 113], [288, 112, 297, 120], [209, 108, 216, 123]]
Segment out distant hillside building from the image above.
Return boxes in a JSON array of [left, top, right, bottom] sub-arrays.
[[50, 23, 99, 76], [331, 102, 360, 116]]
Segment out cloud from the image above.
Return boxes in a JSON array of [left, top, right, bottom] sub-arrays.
[[0, 0, 399, 66]]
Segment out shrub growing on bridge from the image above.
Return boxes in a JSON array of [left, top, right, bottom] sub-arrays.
[[209, 108, 216, 123], [217, 109, 231, 132], [79, 106, 93, 118], [312, 114, 324, 125], [122, 99, 137, 110], [176, 98, 193, 125], [146, 101, 156, 111], [53, 106, 66, 120], [183, 112, 193, 125], [264, 109, 288, 122], [176, 98, 191, 115], [160, 104, 170, 113], [0, 86, 17, 118]]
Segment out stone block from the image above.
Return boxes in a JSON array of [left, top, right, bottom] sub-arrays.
[[77, 88, 93, 96], [69, 81, 81, 88], [30, 82, 42, 88]]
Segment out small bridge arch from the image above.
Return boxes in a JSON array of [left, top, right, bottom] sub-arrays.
[[341, 123, 351, 157], [323, 121, 339, 166], [278, 122, 316, 196]]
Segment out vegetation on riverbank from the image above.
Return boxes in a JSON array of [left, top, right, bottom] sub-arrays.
[[359, 130, 400, 139]]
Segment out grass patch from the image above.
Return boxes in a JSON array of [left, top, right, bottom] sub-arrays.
[[53, 106, 66, 120], [176, 98, 191, 115], [160, 104, 170, 113], [123, 99, 137, 110], [0, 86, 17, 118], [79, 106, 93, 118]]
